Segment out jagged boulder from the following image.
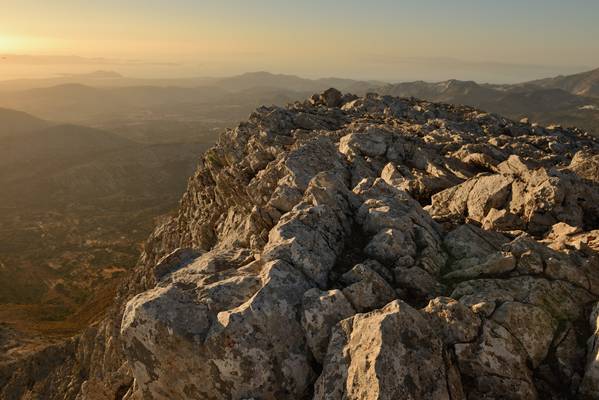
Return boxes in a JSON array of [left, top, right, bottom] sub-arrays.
[[429, 154, 599, 235], [314, 300, 454, 400], [300, 288, 356, 363], [422, 296, 480, 345], [121, 253, 314, 399], [581, 302, 599, 398], [340, 262, 397, 312], [455, 319, 538, 399]]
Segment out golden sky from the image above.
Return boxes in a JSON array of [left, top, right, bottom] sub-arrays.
[[1, 1, 598, 82]]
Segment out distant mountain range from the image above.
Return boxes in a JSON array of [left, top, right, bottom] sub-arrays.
[[0, 70, 383, 92], [0, 68, 598, 136], [380, 68, 599, 135], [0, 72, 382, 128], [0, 108, 48, 138], [528, 67, 599, 97]]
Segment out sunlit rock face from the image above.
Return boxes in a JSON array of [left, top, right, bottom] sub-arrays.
[[4, 89, 599, 400]]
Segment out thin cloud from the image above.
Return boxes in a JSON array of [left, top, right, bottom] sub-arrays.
[[0, 54, 179, 66]]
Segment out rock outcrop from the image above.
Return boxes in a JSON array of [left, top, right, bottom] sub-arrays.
[[3, 89, 599, 399]]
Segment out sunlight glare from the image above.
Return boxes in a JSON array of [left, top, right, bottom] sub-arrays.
[[0, 35, 28, 53]]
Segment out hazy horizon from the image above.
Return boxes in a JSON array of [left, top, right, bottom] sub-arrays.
[[0, 61, 594, 86], [2, 1, 599, 84]]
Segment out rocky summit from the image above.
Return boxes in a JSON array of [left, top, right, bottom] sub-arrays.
[[3, 89, 599, 399]]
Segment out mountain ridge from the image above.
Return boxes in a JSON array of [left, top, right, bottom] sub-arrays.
[[528, 67, 599, 97], [381, 74, 599, 135], [3, 89, 599, 399], [0, 108, 49, 138], [1, 68, 599, 137]]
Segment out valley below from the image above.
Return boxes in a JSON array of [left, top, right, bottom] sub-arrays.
[[0, 203, 161, 360], [0, 107, 213, 361]]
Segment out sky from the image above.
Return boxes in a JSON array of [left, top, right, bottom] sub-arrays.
[[1, 0, 599, 83]]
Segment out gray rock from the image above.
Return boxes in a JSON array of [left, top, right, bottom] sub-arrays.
[[341, 263, 397, 313], [339, 131, 389, 158], [443, 251, 516, 280], [581, 302, 599, 398], [455, 320, 537, 399], [121, 257, 314, 399], [314, 300, 452, 400], [429, 174, 513, 222], [301, 288, 355, 363], [321, 88, 343, 108], [364, 228, 416, 265], [491, 301, 557, 368], [444, 224, 509, 261], [422, 297, 480, 344], [395, 266, 445, 300]]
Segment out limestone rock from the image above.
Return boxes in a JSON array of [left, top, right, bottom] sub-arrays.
[[152, 247, 204, 281], [314, 300, 452, 400], [581, 302, 599, 398], [395, 266, 445, 301], [568, 150, 599, 184], [340, 262, 397, 313], [121, 256, 314, 399], [454, 320, 537, 399], [429, 174, 513, 222], [444, 224, 509, 261], [323, 88, 343, 107], [300, 288, 355, 363], [443, 251, 516, 280], [364, 228, 416, 265], [481, 207, 525, 231], [310, 88, 344, 108], [422, 297, 480, 344], [339, 131, 389, 158], [430, 153, 599, 235], [491, 301, 557, 368]]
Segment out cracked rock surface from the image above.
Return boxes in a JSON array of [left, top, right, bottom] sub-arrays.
[[3, 89, 599, 399]]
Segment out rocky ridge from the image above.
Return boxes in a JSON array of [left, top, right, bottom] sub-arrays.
[[2, 88, 599, 399]]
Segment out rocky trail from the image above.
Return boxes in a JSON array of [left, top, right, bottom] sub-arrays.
[[2, 89, 599, 399]]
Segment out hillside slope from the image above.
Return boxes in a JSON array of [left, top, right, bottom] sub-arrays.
[[2, 90, 599, 399], [0, 108, 49, 138], [529, 67, 599, 97], [0, 121, 212, 359]]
